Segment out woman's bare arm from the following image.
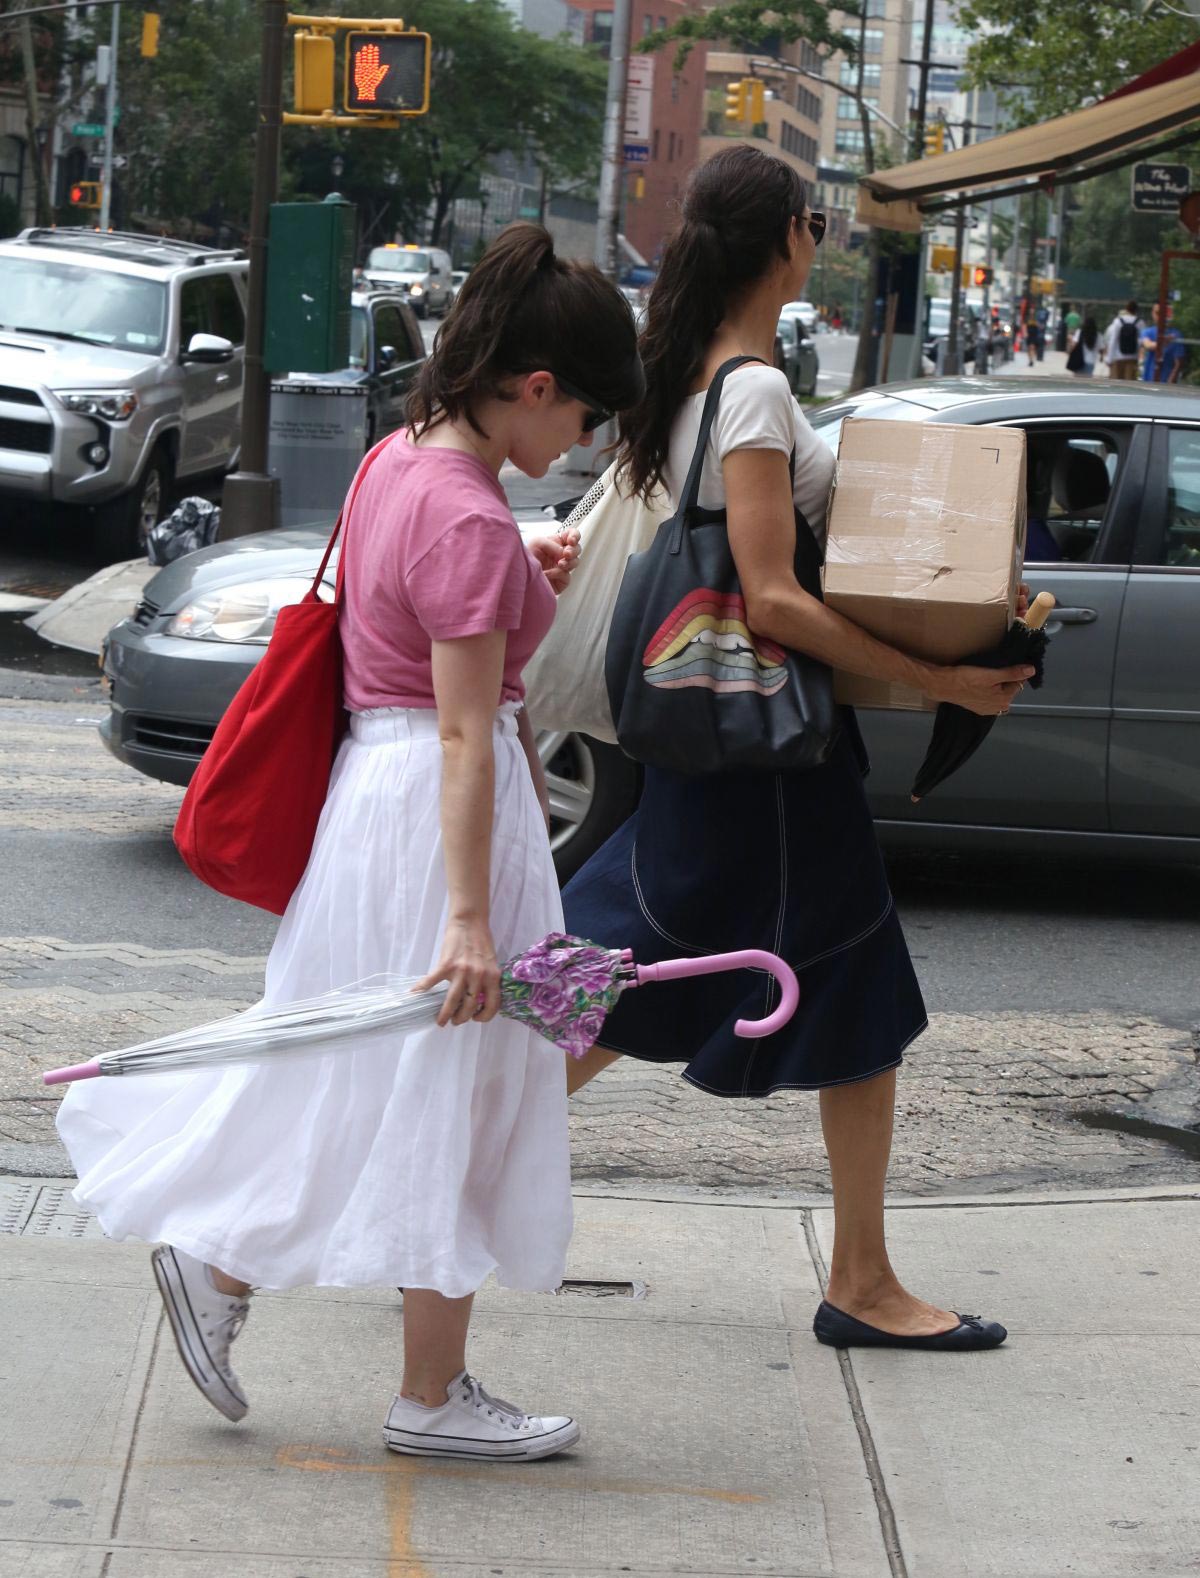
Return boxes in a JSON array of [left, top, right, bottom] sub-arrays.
[[516, 705, 551, 830], [412, 630, 507, 1026], [724, 449, 1034, 717]]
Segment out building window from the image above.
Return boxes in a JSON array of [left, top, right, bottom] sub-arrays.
[[643, 14, 655, 34], [834, 127, 865, 155], [653, 126, 660, 160], [839, 61, 881, 89], [668, 130, 676, 161], [671, 73, 680, 102], [794, 85, 821, 121], [0, 136, 22, 208], [865, 0, 886, 14], [592, 10, 612, 49], [659, 15, 666, 30], [863, 29, 883, 54]]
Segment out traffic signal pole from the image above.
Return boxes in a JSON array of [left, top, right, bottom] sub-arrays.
[[595, 0, 631, 281], [221, 0, 285, 539], [98, 1, 119, 230]]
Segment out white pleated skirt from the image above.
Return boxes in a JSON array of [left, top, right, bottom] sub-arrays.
[[57, 705, 572, 1296]]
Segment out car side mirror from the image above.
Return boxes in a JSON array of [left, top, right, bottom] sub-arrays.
[[378, 345, 398, 369], [800, 336, 814, 348], [182, 333, 234, 364]]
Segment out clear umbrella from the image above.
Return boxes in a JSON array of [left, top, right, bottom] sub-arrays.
[[44, 934, 800, 1085]]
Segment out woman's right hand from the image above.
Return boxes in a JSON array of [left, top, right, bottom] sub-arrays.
[[926, 662, 1037, 717], [414, 915, 502, 1027]]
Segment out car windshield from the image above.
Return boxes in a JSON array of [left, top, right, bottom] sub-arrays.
[[348, 306, 368, 369], [368, 248, 429, 274], [777, 318, 797, 345], [0, 257, 167, 353]]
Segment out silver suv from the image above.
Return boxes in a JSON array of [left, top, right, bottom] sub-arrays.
[[0, 228, 248, 558]]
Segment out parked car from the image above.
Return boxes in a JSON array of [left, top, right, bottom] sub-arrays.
[[360, 244, 453, 318], [780, 299, 818, 335], [0, 227, 248, 558], [776, 313, 820, 398], [448, 269, 470, 306], [99, 378, 1200, 874], [278, 292, 426, 449]]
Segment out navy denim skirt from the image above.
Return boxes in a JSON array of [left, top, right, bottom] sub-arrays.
[[562, 717, 927, 1098]]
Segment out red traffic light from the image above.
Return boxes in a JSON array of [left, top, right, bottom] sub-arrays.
[[972, 265, 993, 287], [343, 31, 430, 115]]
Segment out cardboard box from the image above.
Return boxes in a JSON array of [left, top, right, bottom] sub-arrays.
[[822, 419, 1027, 711]]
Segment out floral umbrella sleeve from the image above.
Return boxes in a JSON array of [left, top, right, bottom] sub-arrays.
[[500, 933, 636, 1059]]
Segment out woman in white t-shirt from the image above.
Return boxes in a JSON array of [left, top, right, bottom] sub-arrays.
[[565, 146, 1032, 1354]]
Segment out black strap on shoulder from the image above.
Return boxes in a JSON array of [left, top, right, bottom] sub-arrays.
[[676, 355, 766, 516]]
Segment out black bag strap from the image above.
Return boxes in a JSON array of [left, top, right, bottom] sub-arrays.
[[676, 355, 766, 516]]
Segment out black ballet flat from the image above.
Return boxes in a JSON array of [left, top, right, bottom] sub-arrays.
[[813, 1299, 1007, 1351]]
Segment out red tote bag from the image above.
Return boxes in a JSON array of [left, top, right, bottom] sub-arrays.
[[174, 438, 390, 914]]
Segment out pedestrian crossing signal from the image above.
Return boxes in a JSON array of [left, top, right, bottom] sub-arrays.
[[972, 265, 994, 287], [69, 181, 102, 209], [924, 123, 945, 157], [343, 31, 430, 115]]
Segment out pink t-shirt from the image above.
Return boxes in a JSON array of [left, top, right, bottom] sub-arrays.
[[339, 433, 556, 712]]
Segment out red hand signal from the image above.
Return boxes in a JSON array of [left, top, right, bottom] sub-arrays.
[[353, 42, 391, 103]]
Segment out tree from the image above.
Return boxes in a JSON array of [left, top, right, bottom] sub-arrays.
[[636, 0, 857, 68], [957, 0, 1197, 123]]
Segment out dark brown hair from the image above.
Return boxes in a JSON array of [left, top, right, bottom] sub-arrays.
[[618, 146, 807, 498], [406, 223, 642, 438]]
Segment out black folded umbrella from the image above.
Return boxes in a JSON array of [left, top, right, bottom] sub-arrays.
[[910, 593, 1056, 803]]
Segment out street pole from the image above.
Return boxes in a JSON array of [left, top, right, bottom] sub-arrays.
[[98, 0, 118, 230], [911, 0, 936, 159], [220, 0, 285, 539], [594, 0, 631, 280], [944, 115, 971, 376]]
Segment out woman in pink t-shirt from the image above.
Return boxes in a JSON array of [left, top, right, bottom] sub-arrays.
[[62, 226, 642, 1461]]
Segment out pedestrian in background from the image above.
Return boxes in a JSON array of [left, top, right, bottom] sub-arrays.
[[1104, 300, 1141, 380], [1140, 304, 1185, 383], [1066, 316, 1099, 377], [57, 224, 644, 1461], [1025, 312, 1040, 367], [563, 145, 1029, 1353]]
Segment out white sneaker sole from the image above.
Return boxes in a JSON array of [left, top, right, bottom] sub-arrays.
[[383, 1416, 580, 1462], [151, 1246, 248, 1423]]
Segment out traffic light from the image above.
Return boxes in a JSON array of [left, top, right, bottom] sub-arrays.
[[924, 123, 945, 157], [294, 31, 335, 115], [140, 12, 160, 57], [724, 79, 748, 123], [747, 79, 765, 123], [972, 265, 994, 287], [343, 31, 430, 115], [69, 181, 102, 209]]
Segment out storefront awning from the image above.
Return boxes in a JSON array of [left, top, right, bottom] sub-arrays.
[[858, 58, 1200, 232]]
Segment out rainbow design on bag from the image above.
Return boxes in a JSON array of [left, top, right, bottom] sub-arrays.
[[642, 589, 789, 696]]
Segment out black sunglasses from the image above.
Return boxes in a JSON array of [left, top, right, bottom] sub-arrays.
[[803, 210, 827, 247], [552, 373, 612, 434]]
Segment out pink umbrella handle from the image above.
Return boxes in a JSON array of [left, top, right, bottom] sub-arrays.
[[43, 1060, 102, 1086], [635, 949, 799, 1039]]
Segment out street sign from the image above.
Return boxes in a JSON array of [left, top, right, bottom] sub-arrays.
[[624, 143, 650, 165], [72, 122, 105, 138], [624, 54, 654, 143], [1131, 162, 1191, 212]]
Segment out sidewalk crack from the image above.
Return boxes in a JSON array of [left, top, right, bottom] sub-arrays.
[[801, 1211, 909, 1578]]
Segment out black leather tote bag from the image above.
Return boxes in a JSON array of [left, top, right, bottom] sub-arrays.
[[605, 356, 838, 776]]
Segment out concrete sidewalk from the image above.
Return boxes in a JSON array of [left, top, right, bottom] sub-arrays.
[[2, 1183, 1198, 1577]]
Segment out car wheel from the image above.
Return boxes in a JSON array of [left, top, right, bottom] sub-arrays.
[[92, 443, 173, 564], [538, 731, 641, 884]]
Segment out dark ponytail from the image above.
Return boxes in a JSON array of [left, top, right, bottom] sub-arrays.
[[407, 222, 642, 437], [618, 145, 807, 498]]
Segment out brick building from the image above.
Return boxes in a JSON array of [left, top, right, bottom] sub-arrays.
[[573, 0, 708, 265]]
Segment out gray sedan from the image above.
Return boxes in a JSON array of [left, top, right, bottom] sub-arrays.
[[100, 377, 1200, 873]]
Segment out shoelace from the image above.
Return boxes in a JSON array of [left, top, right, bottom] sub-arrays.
[[460, 1374, 531, 1432]]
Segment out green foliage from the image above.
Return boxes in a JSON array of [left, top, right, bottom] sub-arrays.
[[957, 0, 1197, 123], [637, 0, 857, 70]]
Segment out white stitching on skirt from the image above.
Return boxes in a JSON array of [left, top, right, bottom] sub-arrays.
[[630, 840, 706, 954]]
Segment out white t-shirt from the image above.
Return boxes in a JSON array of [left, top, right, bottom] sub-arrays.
[[662, 363, 836, 548], [1105, 314, 1140, 363]]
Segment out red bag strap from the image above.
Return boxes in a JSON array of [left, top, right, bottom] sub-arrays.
[[310, 431, 399, 602]]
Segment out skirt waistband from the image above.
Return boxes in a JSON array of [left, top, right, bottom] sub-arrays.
[[350, 704, 521, 746]]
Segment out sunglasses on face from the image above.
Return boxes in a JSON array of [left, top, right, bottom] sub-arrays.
[[802, 211, 827, 247], [552, 373, 612, 434]]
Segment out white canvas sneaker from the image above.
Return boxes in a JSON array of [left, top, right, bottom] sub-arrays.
[[151, 1245, 250, 1422], [383, 1371, 580, 1461]]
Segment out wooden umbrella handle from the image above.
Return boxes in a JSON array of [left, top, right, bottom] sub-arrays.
[[1024, 591, 1056, 630]]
